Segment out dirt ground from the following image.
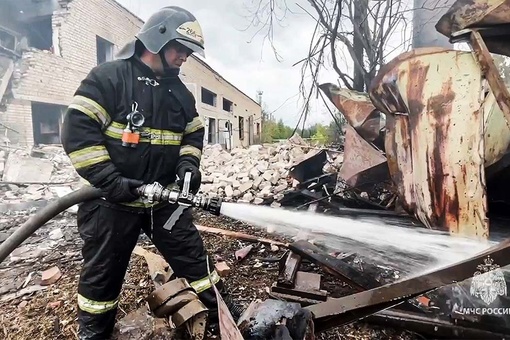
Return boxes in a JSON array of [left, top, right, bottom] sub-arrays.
[[0, 209, 420, 340]]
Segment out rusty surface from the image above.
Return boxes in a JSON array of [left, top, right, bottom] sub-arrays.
[[277, 251, 301, 288], [188, 312, 208, 340], [339, 124, 387, 187], [369, 48, 493, 238], [436, 0, 509, 37], [171, 299, 208, 328], [235, 244, 254, 261], [306, 239, 510, 331], [153, 290, 199, 318], [212, 281, 244, 340], [146, 278, 193, 312], [436, 0, 510, 57], [319, 83, 382, 142], [470, 29, 510, 132], [132, 246, 172, 286]]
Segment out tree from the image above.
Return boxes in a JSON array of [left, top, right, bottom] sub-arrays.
[[243, 0, 445, 129], [311, 124, 329, 145]]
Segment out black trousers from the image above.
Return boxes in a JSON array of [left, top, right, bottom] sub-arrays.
[[76, 200, 223, 340]]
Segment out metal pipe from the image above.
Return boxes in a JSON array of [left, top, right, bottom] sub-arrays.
[[0, 186, 102, 264]]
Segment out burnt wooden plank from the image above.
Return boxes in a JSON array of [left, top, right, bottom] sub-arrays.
[[277, 251, 301, 288], [289, 240, 380, 291], [271, 283, 328, 302]]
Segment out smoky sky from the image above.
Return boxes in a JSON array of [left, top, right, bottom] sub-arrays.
[[116, 0, 339, 127]]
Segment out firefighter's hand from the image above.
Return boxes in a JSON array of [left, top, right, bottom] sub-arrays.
[[101, 176, 144, 203], [176, 161, 202, 194]]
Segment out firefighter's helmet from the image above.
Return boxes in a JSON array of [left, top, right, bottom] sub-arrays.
[[136, 6, 205, 57]]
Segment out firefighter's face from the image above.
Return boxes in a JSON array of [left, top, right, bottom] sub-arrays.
[[163, 42, 193, 68]]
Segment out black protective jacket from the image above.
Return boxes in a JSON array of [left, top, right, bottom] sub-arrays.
[[61, 56, 204, 209]]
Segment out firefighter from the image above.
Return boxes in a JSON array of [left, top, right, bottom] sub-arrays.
[[61, 6, 242, 339]]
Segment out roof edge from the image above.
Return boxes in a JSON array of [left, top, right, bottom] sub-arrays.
[[190, 55, 261, 109]]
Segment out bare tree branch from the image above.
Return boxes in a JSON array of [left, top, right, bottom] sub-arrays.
[[242, 0, 444, 129]]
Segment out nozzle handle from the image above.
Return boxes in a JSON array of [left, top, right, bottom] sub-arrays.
[[181, 171, 192, 200]]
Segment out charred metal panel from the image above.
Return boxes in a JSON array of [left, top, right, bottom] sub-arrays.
[[307, 240, 510, 330], [339, 124, 388, 187], [370, 48, 493, 238], [436, 0, 509, 36], [319, 83, 383, 143], [318, 84, 389, 189], [436, 0, 510, 57]]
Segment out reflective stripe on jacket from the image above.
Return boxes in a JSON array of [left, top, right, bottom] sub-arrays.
[[61, 57, 204, 207]]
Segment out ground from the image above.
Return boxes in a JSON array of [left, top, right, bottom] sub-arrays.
[[0, 209, 419, 340]]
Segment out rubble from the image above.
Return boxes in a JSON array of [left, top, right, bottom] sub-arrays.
[[40, 266, 62, 286], [199, 139, 343, 205]]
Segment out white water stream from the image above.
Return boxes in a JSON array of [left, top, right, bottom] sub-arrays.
[[219, 202, 498, 278]]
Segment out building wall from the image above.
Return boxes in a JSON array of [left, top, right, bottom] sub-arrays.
[[2, 0, 261, 148], [3, 0, 142, 145], [181, 56, 262, 148], [1, 99, 33, 145], [14, 0, 142, 103]]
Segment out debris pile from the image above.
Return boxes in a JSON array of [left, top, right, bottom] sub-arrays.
[[200, 135, 344, 206], [1, 145, 80, 184], [0, 146, 81, 210]]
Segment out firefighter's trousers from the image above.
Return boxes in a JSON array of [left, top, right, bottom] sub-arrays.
[[75, 200, 223, 340]]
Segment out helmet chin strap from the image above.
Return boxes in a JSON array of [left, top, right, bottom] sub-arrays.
[[158, 50, 180, 77], [159, 50, 171, 73]]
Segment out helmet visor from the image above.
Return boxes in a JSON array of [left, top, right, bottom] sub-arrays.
[[176, 38, 205, 57]]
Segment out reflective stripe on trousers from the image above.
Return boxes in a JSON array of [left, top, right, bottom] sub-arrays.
[[190, 270, 221, 294], [78, 294, 119, 315]]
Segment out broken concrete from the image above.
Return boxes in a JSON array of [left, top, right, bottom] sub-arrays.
[[2, 151, 54, 183], [200, 139, 343, 204]]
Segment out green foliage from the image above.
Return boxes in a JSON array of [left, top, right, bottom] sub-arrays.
[[260, 108, 346, 145]]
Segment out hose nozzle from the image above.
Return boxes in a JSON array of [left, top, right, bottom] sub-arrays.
[[136, 182, 222, 215]]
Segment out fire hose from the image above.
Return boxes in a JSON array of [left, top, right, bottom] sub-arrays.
[[0, 172, 222, 264]]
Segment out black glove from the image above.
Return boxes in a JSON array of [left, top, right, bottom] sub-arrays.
[[176, 160, 202, 194], [100, 176, 144, 203]]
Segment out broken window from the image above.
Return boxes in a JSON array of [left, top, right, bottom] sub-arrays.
[[201, 87, 217, 106], [26, 16, 52, 50], [222, 98, 233, 112], [238, 116, 244, 140], [208, 117, 217, 144], [96, 36, 114, 65], [256, 122, 260, 135], [0, 29, 16, 51], [31, 102, 66, 145]]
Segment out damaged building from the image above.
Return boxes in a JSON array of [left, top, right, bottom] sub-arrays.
[[0, 0, 262, 149]]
